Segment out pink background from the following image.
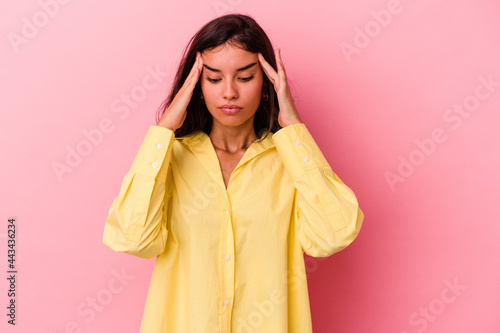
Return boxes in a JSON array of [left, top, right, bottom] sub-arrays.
[[1, 0, 499, 332]]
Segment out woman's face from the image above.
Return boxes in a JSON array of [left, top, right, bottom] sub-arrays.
[[200, 42, 264, 130]]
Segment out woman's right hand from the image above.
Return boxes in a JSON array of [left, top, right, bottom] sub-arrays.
[[157, 51, 203, 131]]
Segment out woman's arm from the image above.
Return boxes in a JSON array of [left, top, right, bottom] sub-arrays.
[[259, 49, 363, 257], [273, 123, 364, 257], [103, 52, 203, 259], [102, 126, 175, 259]]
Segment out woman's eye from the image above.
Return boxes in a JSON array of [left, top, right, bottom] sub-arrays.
[[240, 75, 254, 82], [207, 77, 221, 83], [206, 76, 254, 83]]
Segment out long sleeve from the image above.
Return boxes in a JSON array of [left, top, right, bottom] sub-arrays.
[[102, 125, 175, 259], [273, 123, 364, 257]]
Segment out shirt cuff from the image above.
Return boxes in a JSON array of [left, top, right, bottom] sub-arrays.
[[129, 126, 175, 178], [272, 123, 330, 181]]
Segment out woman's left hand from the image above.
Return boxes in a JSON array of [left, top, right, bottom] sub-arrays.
[[258, 48, 302, 127]]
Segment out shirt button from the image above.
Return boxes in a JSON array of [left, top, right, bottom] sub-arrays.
[[224, 300, 229, 305], [152, 162, 159, 168], [225, 255, 230, 260], [295, 140, 300, 145], [157, 143, 163, 149], [304, 156, 309, 162], [225, 210, 230, 215]]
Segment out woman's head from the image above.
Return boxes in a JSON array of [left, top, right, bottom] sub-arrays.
[[155, 14, 281, 139]]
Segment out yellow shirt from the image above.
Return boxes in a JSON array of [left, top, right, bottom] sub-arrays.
[[102, 123, 364, 332]]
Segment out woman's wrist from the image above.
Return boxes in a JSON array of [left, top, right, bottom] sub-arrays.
[[156, 118, 177, 131]]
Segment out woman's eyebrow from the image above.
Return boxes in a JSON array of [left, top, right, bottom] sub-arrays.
[[203, 62, 257, 73]]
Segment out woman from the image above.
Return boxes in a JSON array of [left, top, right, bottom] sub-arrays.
[[103, 13, 364, 332]]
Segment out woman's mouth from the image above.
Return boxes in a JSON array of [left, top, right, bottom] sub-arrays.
[[219, 105, 243, 114]]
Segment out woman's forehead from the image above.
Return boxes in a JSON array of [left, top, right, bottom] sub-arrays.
[[202, 43, 258, 72]]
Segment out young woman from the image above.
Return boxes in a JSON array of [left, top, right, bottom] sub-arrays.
[[103, 13, 364, 333]]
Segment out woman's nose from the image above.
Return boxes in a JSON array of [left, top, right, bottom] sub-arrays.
[[223, 80, 238, 100]]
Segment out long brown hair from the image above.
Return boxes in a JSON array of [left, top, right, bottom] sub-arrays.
[[155, 14, 281, 140]]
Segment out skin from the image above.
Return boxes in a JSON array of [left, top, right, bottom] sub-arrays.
[[157, 42, 302, 188], [200, 42, 264, 152]]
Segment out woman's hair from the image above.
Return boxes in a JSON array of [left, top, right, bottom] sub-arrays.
[[155, 14, 281, 140]]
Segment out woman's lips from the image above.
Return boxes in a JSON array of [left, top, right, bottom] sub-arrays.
[[220, 107, 241, 114]]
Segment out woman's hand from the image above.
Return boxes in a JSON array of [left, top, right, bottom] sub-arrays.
[[258, 48, 302, 127], [157, 51, 204, 131]]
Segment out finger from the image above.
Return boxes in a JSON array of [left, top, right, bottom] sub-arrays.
[[184, 52, 202, 90], [197, 51, 203, 73], [180, 62, 197, 93], [258, 53, 275, 79], [258, 53, 278, 84], [189, 52, 202, 78], [257, 53, 271, 78], [190, 52, 201, 79], [275, 48, 287, 79]]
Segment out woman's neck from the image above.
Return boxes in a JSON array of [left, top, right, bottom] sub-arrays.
[[208, 118, 258, 153]]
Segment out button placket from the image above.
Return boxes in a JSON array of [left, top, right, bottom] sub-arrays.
[[220, 205, 235, 330]]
